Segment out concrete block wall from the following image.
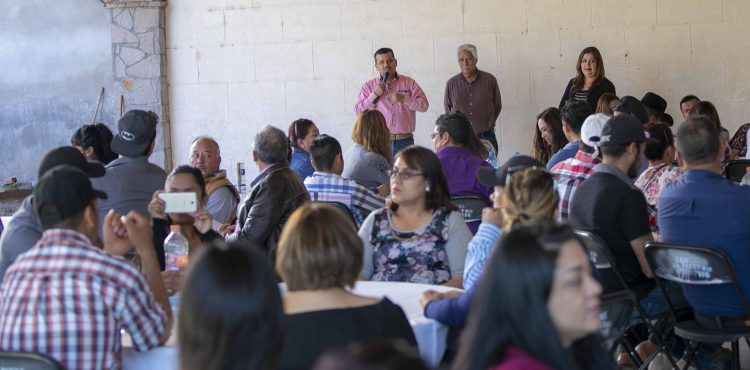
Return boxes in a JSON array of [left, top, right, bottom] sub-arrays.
[[167, 0, 750, 184]]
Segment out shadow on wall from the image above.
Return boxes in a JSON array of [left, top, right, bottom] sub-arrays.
[[0, 0, 114, 182]]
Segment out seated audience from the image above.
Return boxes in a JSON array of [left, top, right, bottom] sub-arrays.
[[659, 115, 750, 318], [304, 134, 384, 227], [0, 166, 171, 370], [70, 123, 117, 164], [421, 164, 558, 327], [0, 146, 105, 284], [359, 146, 471, 287], [533, 107, 568, 165], [277, 203, 416, 370], [569, 114, 688, 314], [148, 165, 221, 298], [288, 118, 320, 181], [633, 122, 683, 237], [547, 101, 593, 169], [92, 109, 167, 229], [431, 111, 493, 232], [452, 223, 611, 370], [179, 239, 284, 370], [221, 125, 309, 262], [189, 136, 239, 224], [596, 92, 619, 116], [551, 113, 608, 221], [343, 109, 393, 192]]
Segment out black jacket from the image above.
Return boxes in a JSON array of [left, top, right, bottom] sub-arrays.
[[226, 162, 309, 262], [559, 77, 616, 112]]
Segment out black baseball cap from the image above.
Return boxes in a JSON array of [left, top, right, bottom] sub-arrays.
[[33, 165, 108, 226], [596, 114, 646, 147], [37, 146, 106, 179], [477, 155, 544, 187], [111, 110, 158, 157]]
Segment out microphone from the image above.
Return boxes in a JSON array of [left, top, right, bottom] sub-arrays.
[[373, 71, 389, 104]]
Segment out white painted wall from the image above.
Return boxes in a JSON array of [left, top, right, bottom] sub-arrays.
[[166, 0, 750, 184]]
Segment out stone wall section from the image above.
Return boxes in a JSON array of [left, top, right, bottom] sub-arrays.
[[104, 0, 172, 170]]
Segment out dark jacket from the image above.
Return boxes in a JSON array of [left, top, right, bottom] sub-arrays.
[[559, 77, 616, 112], [226, 162, 309, 261]]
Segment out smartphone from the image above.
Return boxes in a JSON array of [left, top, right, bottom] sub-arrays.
[[158, 192, 197, 213]]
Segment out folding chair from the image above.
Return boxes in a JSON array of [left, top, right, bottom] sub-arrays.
[[0, 351, 66, 370], [575, 230, 681, 369], [724, 159, 750, 183], [451, 196, 489, 224], [645, 242, 750, 370], [600, 291, 638, 361]]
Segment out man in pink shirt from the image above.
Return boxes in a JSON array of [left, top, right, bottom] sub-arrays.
[[355, 47, 429, 155]]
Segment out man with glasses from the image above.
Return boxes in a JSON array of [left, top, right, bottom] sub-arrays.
[[355, 47, 429, 156]]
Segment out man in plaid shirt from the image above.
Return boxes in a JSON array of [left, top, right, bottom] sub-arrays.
[[0, 166, 172, 370], [304, 135, 384, 227], [550, 113, 608, 221]]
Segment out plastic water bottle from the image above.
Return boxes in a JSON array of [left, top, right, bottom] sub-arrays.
[[164, 225, 189, 271], [486, 151, 500, 169]]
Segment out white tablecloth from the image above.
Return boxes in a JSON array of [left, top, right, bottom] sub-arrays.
[[123, 281, 460, 369]]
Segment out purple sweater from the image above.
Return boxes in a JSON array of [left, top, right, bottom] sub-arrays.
[[436, 146, 493, 233]]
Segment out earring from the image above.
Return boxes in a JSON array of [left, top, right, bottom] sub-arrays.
[[425, 186, 431, 192]]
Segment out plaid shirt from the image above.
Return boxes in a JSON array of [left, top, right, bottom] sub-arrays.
[[551, 151, 601, 221], [0, 229, 167, 370], [304, 172, 385, 227]]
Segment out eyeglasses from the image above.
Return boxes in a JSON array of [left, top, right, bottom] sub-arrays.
[[430, 131, 443, 140], [388, 168, 423, 181]]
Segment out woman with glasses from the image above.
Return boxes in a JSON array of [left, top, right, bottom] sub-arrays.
[[288, 118, 320, 181], [343, 110, 393, 195], [358, 146, 472, 287], [420, 165, 559, 327]]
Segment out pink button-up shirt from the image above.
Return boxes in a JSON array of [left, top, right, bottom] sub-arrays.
[[355, 74, 429, 135]]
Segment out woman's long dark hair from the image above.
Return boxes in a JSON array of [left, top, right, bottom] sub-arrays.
[[179, 240, 285, 370], [70, 123, 117, 164], [390, 146, 456, 213], [453, 223, 613, 370], [532, 107, 568, 164]]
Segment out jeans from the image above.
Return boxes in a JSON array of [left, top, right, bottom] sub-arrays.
[[391, 137, 414, 156], [478, 130, 498, 153]]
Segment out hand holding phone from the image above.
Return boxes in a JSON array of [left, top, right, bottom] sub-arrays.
[[158, 192, 198, 213]]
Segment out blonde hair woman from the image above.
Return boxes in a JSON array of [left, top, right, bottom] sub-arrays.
[[343, 110, 393, 193]]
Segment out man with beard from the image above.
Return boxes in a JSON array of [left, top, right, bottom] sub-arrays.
[[569, 114, 659, 305]]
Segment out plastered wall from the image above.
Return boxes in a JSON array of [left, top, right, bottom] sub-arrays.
[[166, 0, 750, 183]]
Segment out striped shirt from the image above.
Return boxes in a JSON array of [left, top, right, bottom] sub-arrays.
[[550, 150, 601, 221], [0, 229, 167, 370], [304, 172, 385, 227], [462, 223, 503, 291]]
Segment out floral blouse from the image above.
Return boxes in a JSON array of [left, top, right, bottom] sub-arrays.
[[634, 163, 684, 232], [369, 208, 452, 284]]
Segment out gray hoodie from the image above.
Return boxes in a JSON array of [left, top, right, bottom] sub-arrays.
[[0, 196, 43, 283]]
